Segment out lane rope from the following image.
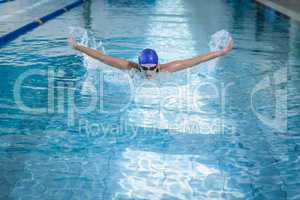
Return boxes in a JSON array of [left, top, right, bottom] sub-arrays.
[[0, 0, 87, 48]]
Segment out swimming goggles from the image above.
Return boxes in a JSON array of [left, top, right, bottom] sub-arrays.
[[138, 64, 159, 72]]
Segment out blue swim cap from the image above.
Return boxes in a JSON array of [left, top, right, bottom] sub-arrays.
[[138, 48, 158, 65]]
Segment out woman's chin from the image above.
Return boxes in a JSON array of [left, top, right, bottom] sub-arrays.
[[146, 74, 156, 79]]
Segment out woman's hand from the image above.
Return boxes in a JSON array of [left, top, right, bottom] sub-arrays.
[[68, 37, 79, 49], [221, 40, 233, 55]]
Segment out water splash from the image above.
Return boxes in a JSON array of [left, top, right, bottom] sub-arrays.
[[69, 26, 106, 70], [69, 27, 107, 95], [209, 30, 232, 51], [199, 29, 232, 76]]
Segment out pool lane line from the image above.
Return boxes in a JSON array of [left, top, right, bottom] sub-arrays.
[[0, 0, 14, 4], [0, 0, 87, 48]]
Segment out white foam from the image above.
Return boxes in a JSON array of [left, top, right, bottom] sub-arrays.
[[209, 29, 232, 52], [201, 29, 232, 76]]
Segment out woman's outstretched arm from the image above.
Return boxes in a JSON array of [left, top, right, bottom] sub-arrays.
[[160, 40, 233, 72], [68, 37, 138, 70]]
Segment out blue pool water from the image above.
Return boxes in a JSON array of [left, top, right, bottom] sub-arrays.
[[0, 0, 300, 199]]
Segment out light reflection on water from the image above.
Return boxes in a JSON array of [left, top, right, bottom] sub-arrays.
[[116, 148, 244, 200], [0, 0, 299, 199]]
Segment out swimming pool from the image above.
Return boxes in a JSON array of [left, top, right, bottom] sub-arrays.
[[0, 0, 299, 199]]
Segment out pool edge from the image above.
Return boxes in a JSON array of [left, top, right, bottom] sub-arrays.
[[255, 0, 300, 22]]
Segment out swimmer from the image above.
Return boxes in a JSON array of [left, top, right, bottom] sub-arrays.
[[68, 37, 233, 79]]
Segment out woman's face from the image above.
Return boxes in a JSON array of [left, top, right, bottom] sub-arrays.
[[140, 64, 159, 79]]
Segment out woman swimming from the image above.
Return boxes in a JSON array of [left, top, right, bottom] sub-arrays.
[[68, 37, 233, 79]]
